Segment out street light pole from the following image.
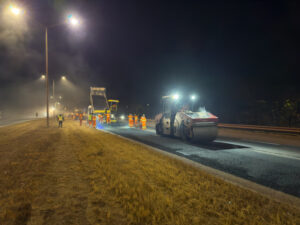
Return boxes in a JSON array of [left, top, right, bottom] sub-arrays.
[[45, 27, 49, 127], [7, 6, 81, 128], [53, 80, 55, 99]]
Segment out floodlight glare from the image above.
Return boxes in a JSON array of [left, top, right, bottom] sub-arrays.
[[41, 75, 46, 80], [61, 76, 66, 80], [9, 5, 21, 15], [172, 94, 180, 100], [67, 14, 80, 26], [190, 95, 196, 100]]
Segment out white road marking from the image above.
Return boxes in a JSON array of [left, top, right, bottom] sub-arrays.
[[241, 139, 280, 146], [250, 149, 300, 161], [215, 140, 300, 160]]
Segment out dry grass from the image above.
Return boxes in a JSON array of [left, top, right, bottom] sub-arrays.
[[0, 119, 299, 225]]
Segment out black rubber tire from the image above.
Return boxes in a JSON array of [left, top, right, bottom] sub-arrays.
[[156, 123, 162, 135], [180, 123, 188, 141]]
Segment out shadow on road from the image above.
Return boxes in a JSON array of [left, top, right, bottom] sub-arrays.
[[188, 141, 249, 151]]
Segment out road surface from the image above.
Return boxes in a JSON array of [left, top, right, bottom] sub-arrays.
[[106, 124, 300, 198], [0, 118, 36, 127]]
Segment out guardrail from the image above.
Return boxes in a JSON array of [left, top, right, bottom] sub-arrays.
[[147, 120, 300, 135]]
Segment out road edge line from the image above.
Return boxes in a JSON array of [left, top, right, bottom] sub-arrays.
[[102, 129, 300, 209]]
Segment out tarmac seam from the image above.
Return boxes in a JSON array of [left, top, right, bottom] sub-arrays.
[[102, 129, 300, 209]]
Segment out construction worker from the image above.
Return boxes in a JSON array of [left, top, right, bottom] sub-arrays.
[[134, 114, 138, 127], [98, 114, 103, 124], [57, 114, 64, 128], [92, 115, 96, 128], [128, 114, 134, 128], [106, 112, 111, 124], [79, 113, 83, 126], [88, 114, 92, 127], [140, 114, 147, 130]]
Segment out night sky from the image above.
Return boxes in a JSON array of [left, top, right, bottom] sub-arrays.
[[0, 0, 299, 119]]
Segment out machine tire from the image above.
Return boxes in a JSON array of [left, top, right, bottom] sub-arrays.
[[180, 122, 189, 141], [156, 123, 163, 135]]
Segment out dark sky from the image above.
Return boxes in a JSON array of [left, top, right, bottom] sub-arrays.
[[0, 0, 299, 117]]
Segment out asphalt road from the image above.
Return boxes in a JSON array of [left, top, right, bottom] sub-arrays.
[[106, 125, 300, 198], [0, 117, 36, 127]]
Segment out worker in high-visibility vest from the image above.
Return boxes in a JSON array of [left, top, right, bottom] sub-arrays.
[[92, 115, 96, 128], [106, 112, 111, 124], [57, 114, 64, 128], [128, 114, 134, 128], [140, 114, 147, 130], [98, 114, 103, 124], [88, 114, 92, 127], [134, 114, 138, 127], [79, 113, 83, 126]]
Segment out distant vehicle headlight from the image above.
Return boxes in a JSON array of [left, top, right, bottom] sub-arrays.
[[111, 114, 115, 119], [120, 115, 125, 120]]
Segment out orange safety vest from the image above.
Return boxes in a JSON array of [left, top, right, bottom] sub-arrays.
[[128, 115, 134, 127], [106, 113, 111, 124], [134, 115, 138, 126], [79, 114, 83, 120], [92, 116, 96, 127], [140, 116, 147, 130]]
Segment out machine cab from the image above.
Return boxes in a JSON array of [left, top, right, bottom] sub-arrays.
[[161, 96, 186, 135]]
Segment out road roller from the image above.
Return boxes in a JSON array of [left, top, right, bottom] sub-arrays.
[[155, 94, 218, 142]]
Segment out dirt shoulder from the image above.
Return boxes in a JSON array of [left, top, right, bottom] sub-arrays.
[[0, 119, 299, 225]]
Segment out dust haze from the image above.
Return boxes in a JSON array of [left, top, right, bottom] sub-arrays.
[[0, 1, 95, 120]]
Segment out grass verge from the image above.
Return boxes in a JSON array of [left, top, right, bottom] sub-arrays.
[[0, 119, 299, 225], [74, 122, 300, 225]]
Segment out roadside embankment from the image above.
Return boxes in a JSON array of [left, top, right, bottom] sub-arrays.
[[0, 119, 299, 225]]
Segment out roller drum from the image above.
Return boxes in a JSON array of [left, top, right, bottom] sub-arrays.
[[191, 125, 218, 142]]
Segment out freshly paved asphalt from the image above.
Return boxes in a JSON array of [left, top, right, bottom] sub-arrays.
[[105, 125, 300, 198]]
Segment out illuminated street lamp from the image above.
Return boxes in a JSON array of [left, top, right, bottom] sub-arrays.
[[9, 6, 82, 127], [41, 75, 46, 80], [190, 95, 197, 111], [67, 14, 81, 27], [172, 94, 180, 100], [9, 5, 22, 15], [52, 76, 67, 100]]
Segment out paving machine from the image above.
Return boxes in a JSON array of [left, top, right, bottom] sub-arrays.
[[155, 95, 218, 142], [108, 99, 120, 123], [88, 87, 109, 121]]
